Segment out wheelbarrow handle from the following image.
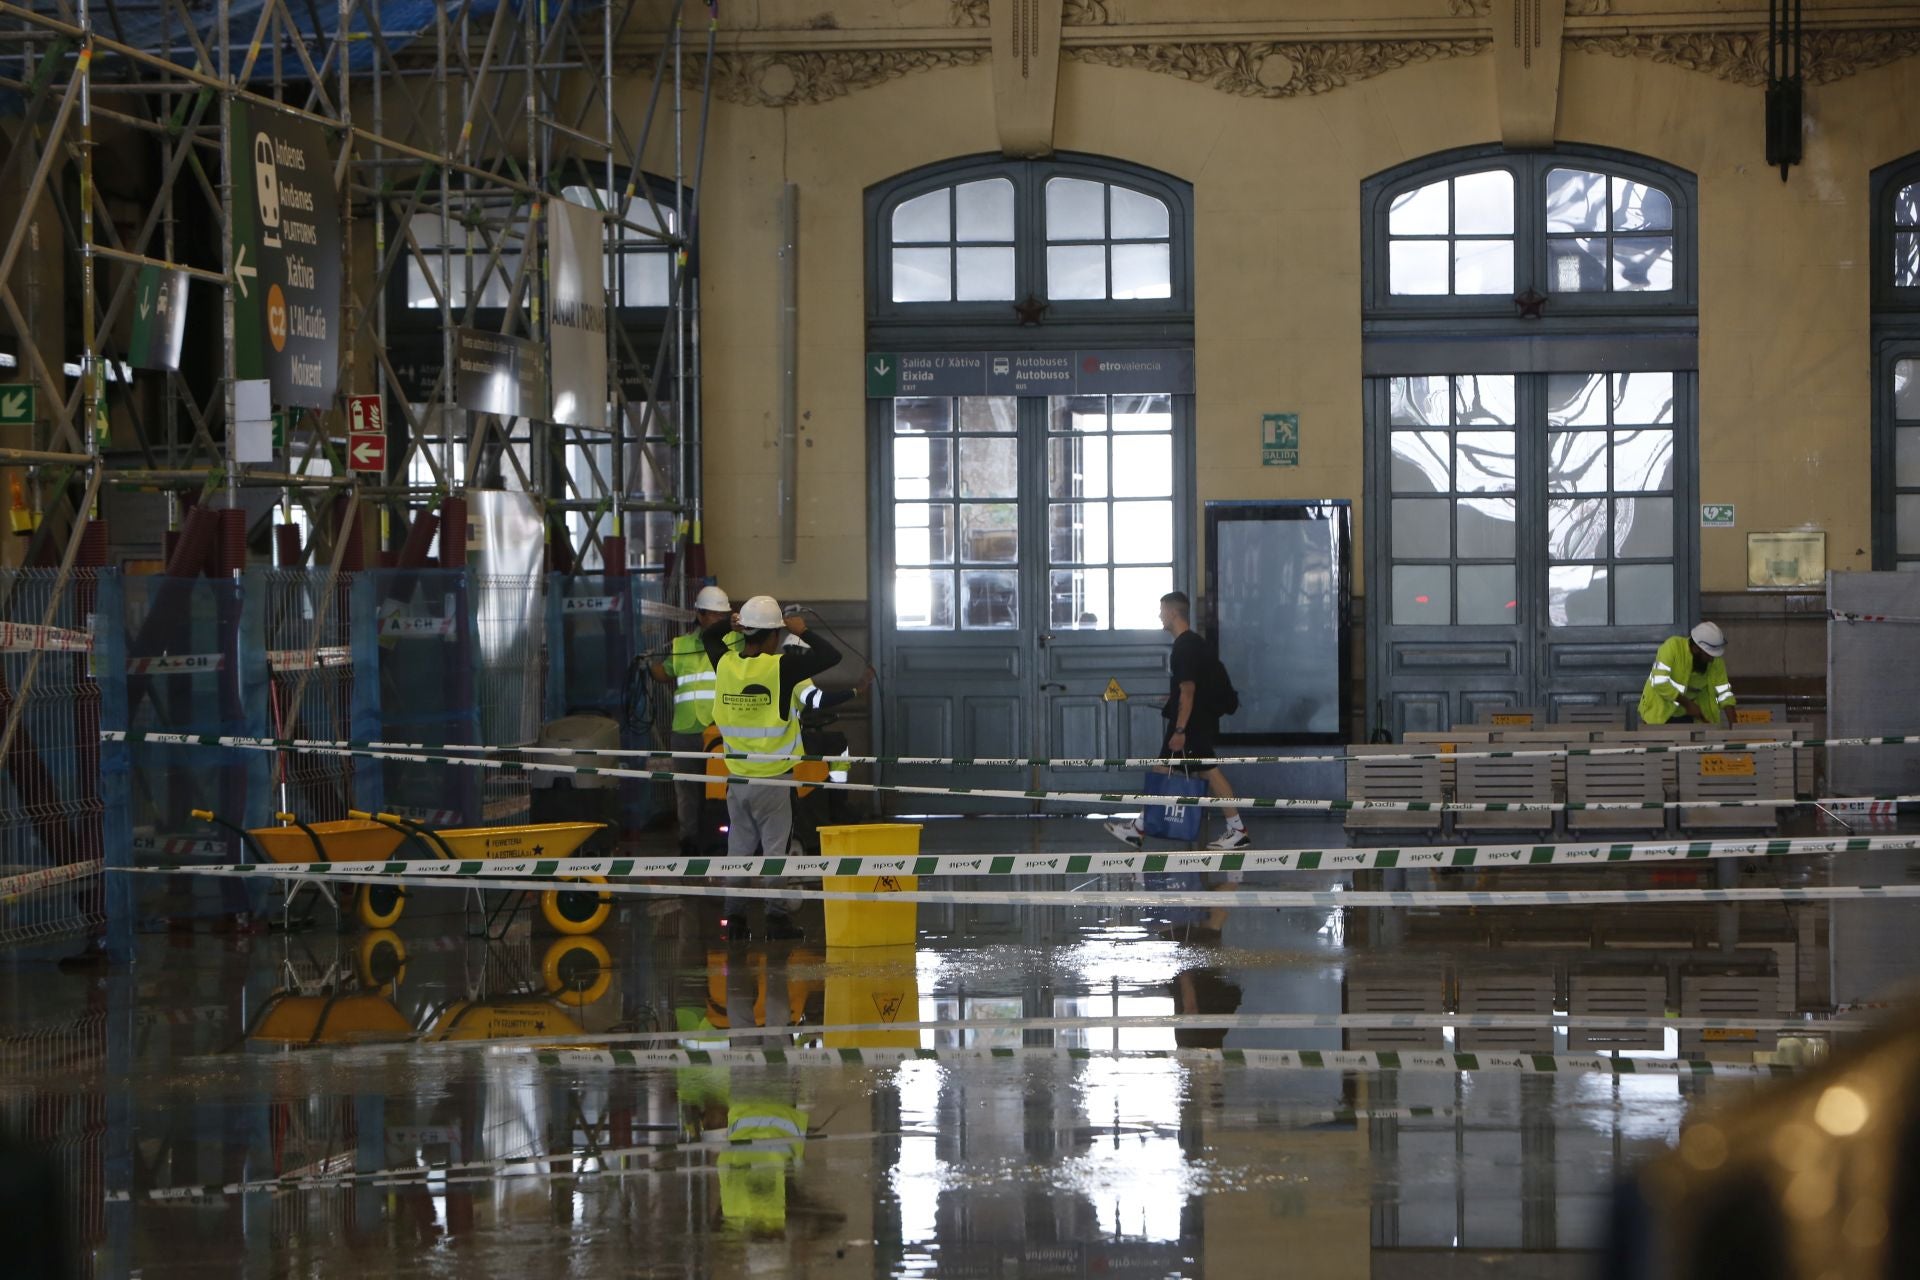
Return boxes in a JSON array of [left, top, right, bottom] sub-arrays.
[[190, 809, 266, 865], [349, 809, 456, 861]]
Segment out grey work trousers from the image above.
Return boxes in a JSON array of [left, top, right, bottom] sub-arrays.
[[724, 778, 801, 916], [670, 730, 707, 846]]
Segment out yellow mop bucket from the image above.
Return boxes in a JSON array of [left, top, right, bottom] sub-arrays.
[[823, 944, 919, 1048], [818, 823, 922, 948]]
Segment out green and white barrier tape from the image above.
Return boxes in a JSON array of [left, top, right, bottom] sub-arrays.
[[115, 864, 1920, 911], [103, 730, 1866, 813], [130, 832, 1920, 882]]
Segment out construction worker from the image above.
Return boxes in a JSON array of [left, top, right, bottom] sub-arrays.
[[1639, 621, 1735, 726], [653, 584, 736, 854], [704, 596, 841, 940]]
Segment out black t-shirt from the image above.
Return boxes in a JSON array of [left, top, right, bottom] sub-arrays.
[[1165, 630, 1212, 725]]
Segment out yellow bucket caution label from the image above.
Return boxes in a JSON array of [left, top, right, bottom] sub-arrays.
[[1733, 708, 1774, 724], [1104, 678, 1127, 702], [1699, 753, 1755, 777], [1490, 712, 1533, 726]]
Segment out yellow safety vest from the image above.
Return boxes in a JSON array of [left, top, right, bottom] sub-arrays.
[[1639, 634, 1735, 726], [664, 631, 738, 733], [712, 651, 802, 777]]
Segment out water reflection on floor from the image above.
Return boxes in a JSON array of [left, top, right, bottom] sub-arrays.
[[5, 818, 1919, 1278]]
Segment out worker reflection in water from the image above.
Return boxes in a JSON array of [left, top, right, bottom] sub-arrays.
[[1639, 621, 1735, 726], [653, 584, 739, 855]]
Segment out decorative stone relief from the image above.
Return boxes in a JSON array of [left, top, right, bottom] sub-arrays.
[[950, 0, 989, 26], [1452, 1, 1610, 14], [1448, 0, 1492, 15], [1568, 28, 1920, 87], [951, 0, 1109, 25], [1064, 40, 1488, 99], [702, 49, 990, 107]]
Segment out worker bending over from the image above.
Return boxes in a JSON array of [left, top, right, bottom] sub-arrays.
[[1639, 621, 1735, 726]]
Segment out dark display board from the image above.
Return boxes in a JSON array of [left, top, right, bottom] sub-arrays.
[[1204, 501, 1351, 744]]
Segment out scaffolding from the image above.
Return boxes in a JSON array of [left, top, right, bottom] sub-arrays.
[[0, 0, 711, 945]]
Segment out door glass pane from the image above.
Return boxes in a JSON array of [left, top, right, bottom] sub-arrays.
[[892, 189, 950, 242], [1613, 497, 1673, 558], [1055, 395, 1108, 432], [1612, 181, 1673, 231], [1391, 376, 1450, 426], [1112, 568, 1174, 629], [1455, 432, 1516, 493], [1389, 179, 1448, 235], [1454, 240, 1514, 295], [1548, 498, 1608, 561], [1895, 495, 1920, 554], [892, 248, 951, 301], [1614, 564, 1674, 625], [1896, 360, 1920, 419], [1613, 372, 1674, 423], [958, 396, 1018, 432], [1455, 497, 1515, 558], [893, 436, 952, 499], [1112, 394, 1172, 431], [955, 247, 1015, 301], [1454, 170, 1515, 234], [1112, 500, 1173, 563], [1549, 238, 1606, 292], [894, 503, 954, 565], [1391, 432, 1450, 493], [1548, 372, 1608, 426], [1111, 435, 1172, 497], [1900, 234, 1920, 289], [1393, 498, 1449, 558], [1612, 237, 1674, 291], [894, 397, 951, 434], [1457, 564, 1517, 624], [1389, 241, 1448, 295], [895, 569, 954, 629], [1613, 430, 1673, 491], [958, 437, 1016, 498], [1052, 568, 1111, 629], [1111, 186, 1170, 238], [1392, 565, 1450, 625], [1112, 244, 1172, 299], [1546, 169, 1608, 232], [955, 179, 1014, 241], [1047, 245, 1106, 299], [1896, 427, 1920, 487], [1046, 177, 1105, 240], [1548, 432, 1607, 493], [1048, 436, 1108, 499], [1049, 502, 1109, 564], [1548, 566, 1609, 626], [958, 503, 1018, 562], [960, 570, 1018, 629]]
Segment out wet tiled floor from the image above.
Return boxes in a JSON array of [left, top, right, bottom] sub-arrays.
[[5, 814, 1916, 1277]]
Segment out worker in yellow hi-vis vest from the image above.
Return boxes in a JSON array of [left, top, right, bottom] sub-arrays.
[[1639, 621, 1735, 726], [653, 584, 737, 854]]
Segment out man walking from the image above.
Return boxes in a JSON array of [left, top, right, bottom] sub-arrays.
[[705, 596, 841, 939], [1639, 621, 1735, 726], [653, 584, 736, 854], [1107, 591, 1249, 850]]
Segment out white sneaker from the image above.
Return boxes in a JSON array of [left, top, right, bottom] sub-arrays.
[[1104, 819, 1144, 848], [1207, 825, 1250, 851]]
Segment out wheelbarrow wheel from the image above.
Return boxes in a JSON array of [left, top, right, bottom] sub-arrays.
[[541, 876, 610, 935], [356, 883, 406, 930], [542, 935, 613, 1006], [356, 929, 409, 991]]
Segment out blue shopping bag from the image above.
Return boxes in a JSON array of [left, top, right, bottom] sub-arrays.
[[1140, 768, 1206, 841]]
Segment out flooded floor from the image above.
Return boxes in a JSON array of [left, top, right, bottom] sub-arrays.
[[4, 814, 1916, 1278]]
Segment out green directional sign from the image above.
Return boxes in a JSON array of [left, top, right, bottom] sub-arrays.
[[1261, 412, 1299, 467], [866, 352, 899, 397], [128, 265, 187, 372], [0, 383, 34, 425], [1701, 503, 1736, 528], [271, 410, 289, 453]]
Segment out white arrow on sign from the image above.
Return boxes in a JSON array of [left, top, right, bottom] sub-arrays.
[[233, 243, 256, 299], [872, 358, 890, 376], [139, 294, 151, 320], [0, 391, 25, 420], [351, 438, 381, 467]]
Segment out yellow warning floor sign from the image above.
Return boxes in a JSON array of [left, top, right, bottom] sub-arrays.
[[1103, 678, 1127, 702]]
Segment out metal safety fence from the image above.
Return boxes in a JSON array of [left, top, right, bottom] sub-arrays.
[[263, 570, 357, 823]]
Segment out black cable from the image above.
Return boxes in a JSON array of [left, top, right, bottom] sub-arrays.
[[797, 607, 872, 671]]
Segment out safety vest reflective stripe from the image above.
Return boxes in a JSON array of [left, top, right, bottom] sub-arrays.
[[728, 1115, 803, 1142], [674, 688, 715, 704], [677, 671, 717, 686], [713, 652, 802, 776]]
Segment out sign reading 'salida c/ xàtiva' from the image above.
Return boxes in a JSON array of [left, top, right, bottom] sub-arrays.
[[232, 101, 342, 409]]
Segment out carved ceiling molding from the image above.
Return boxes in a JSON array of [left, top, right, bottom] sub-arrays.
[[951, 1, 1108, 28], [1063, 39, 1488, 99], [1450, 1, 1609, 14], [1568, 27, 1920, 87], [701, 49, 990, 107]]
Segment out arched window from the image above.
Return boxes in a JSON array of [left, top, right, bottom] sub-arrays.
[[869, 155, 1191, 323], [1871, 156, 1920, 569], [1362, 146, 1698, 733]]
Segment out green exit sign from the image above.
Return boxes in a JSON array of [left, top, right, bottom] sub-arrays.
[[1701, 503, 1736, 528], [0, 383, 34, 425]]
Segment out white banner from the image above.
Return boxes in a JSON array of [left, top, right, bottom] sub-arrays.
[[546, 197, 608, 428]]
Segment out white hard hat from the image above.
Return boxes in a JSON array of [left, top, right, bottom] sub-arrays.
[[737, 595, 784, 631], [692, 585, 730, 613], [1690, 621, 1726, 657]]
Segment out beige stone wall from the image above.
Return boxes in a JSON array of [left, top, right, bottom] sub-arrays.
[[617, 12, 1920, 602]]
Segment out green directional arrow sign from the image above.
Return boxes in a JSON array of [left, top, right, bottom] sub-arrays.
[[0, 384, 34, 425], [866, 353, 898, 397]]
